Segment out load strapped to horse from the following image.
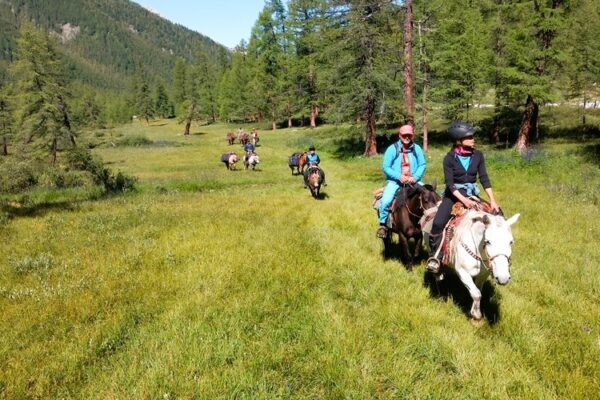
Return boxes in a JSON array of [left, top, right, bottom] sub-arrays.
[[429, 199, 520, 320], [288, 152, 307, 175], [220, 152, 239, 170], [373, 183, 440, 267]]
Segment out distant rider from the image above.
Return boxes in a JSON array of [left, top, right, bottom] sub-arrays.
[[376, 124, 426, 239], [303, 145, 327, 188], [244, 141, 255, 163]]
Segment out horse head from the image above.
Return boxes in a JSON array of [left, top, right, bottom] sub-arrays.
[[419, 184, 440, 211], [472, 212, 520, 285], [307, 167, 323, 198]]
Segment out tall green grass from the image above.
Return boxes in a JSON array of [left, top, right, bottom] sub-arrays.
[[0, 119, 598, 399]]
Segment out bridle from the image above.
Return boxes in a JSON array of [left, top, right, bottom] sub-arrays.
[[459, 238, 512, 273]]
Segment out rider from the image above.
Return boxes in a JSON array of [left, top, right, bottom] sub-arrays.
[[426, 121, 500, 274], [376, 124, 426, 239], [303, 145, 327, 188], [243, 141, 255, 163]]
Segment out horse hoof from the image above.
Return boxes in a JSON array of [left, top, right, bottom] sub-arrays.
[[470, 318, 484, 327]]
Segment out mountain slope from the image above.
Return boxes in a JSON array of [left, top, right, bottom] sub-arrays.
[[0, 0, 230, 89]]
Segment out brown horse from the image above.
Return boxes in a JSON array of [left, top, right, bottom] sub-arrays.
[[383, 183, 440, 268], [306, 166, 324, 198], [298, 152, 307, 175], [239, 133, 250, 146], [226, 132, 236, 145]]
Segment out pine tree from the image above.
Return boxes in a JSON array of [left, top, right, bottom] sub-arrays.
[[562, 0, 600, 125], [217, 42, 250, 122], [131, 68, 154, 125], [247, 4, 286, 129], [0, 85, 13, 155], [154, 79, 171, 119]]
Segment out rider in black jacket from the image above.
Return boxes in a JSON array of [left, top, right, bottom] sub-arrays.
[[426, 121, 500, 274]]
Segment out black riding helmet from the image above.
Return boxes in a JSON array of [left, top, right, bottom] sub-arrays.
[[448, 121, 476, 141], [309, 145, 315, 151]]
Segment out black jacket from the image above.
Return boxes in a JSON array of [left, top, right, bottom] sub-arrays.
[[442, 148, 491, 196]]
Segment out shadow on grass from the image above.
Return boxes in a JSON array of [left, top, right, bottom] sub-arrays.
[[191, 131, 208, 136], [579, 139, 600, 167], [423, 269, 501, 325], [381, 235, 424, 272]]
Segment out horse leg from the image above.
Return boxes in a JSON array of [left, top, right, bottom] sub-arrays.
[[414, 235, 424, 263], [456, 269, 483, 320], [397, 233, 412, 269]]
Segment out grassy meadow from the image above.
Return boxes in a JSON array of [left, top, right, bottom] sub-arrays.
[[1, 118, 599, 399]]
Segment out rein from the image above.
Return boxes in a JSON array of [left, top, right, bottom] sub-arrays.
[[404, 195, 424, 218], [459, 239, 512, 272]]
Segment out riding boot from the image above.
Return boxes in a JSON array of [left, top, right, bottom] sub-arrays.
[[426, 234, 443, 273], [376, 224, 388, 239]]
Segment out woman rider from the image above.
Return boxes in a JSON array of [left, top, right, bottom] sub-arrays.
[[426, 121, 501, 274]]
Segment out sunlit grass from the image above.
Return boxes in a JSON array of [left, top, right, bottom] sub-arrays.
[[0, 119, 599, 398]]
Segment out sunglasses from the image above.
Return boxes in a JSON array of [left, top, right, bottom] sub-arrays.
[[400, 134, 413, 139]]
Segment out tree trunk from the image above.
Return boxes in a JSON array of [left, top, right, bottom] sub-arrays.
[[417, 20, 429, 152], [183, 102, 196, 135], [287, 102, 292, 128], [310, 104, 317, 128], [422, 80, 429, 153], [51, 137, 57, 164], [272, 106, 277, 131], [515, 95, 538, 153], [582, 91, 587, 125], [2, 136, 7, 156], [364, 95, 377, 156], [403, 0, 415, 126]]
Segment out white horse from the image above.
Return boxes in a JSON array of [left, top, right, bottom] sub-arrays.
[[244, 153, 260, 170], [444, 210, 520, 320]]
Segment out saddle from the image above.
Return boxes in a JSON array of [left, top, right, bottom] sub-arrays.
[[440, 198, 497, 264]]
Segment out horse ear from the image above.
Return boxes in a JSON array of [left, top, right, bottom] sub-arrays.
[[432, 180, 437, 192], [506, 213, 520, 226]]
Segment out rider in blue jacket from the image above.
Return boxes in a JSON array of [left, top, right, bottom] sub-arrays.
[[303, 145, 327, 187], [377, 124, 427, 239]]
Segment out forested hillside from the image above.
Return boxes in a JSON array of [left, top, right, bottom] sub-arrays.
[[0, 0, 229, 89]]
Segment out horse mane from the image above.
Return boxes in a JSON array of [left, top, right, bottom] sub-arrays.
[[448, 210, 487, 262]]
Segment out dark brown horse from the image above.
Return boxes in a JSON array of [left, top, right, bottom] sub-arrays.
[[306, 166, 324, 198], [383, 183, 440, 268]]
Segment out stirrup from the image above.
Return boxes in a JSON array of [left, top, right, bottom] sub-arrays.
[[426, 257, 441, 274]]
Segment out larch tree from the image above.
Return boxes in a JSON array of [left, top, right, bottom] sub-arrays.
[[428, 0, 491, 122], [0, 86, 13, 155], [247, 5, 285, 130], [324, 0, 402, 156], [9, 23, 75, 163], [288, 0, 328, 128]]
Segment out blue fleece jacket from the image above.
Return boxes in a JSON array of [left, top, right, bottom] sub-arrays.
[[381, 142, 426, 183]]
